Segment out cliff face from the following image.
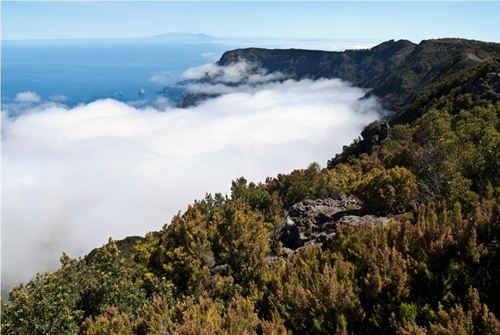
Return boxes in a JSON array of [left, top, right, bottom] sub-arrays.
[[216, 39, 500, 123]]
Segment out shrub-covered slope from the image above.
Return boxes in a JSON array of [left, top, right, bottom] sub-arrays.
[[2, 39, 500, 334]]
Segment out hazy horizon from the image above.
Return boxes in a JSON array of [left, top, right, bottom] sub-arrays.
[[2, 2, 499, 42]]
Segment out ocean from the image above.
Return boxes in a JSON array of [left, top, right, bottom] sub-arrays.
[[1, 40, 228, 107]]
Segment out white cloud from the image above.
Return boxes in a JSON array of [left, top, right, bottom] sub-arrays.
[[14, 91, 41, 103], [182, 61, 285, 85], [212, 37, 381, 52], [1, 76, 382, 292]]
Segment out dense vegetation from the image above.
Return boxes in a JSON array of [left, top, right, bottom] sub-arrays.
[[2, 39, 499, 334]]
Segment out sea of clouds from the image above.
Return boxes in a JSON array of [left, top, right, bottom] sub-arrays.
[[1, 62, 383, 292]]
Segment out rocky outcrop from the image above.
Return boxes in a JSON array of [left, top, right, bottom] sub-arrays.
[[278, 197, 389, 250]]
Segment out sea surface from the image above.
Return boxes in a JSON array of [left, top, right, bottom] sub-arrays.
[[1, 40, 229, 108]]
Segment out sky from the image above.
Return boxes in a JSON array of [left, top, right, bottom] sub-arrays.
[[2, 1, 499, 42]]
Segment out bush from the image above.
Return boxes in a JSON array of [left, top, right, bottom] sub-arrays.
[[356, 166, 418, 214]]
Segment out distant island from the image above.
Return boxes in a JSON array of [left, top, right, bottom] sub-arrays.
[[149, 32, 215, 41], [2, 38, 499, 334]]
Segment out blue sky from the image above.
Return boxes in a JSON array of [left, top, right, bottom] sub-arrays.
[[2, 1, 499, 42]]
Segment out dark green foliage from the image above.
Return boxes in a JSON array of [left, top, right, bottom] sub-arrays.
[[355, 166, 418, 214], [265, 163, 339, 208], [1, 242, 147, 335], [143, 195, 274, 304], [230, 177, 283, 223], [380, 105, 499, 209], [327, 103, 500, 213]]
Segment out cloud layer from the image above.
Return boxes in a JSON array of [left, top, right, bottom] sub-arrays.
[[1, 75, 382, 292], [213, 37, 381, 52], [182, 61, 285, 85], [14, 91, 41, 103]]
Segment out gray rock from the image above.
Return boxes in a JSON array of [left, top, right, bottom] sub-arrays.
[[336, 215, 389, 227], [278, 197, 388, 249]]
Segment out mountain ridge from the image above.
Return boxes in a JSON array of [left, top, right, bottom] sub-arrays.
[[215, 38, 500, 123]]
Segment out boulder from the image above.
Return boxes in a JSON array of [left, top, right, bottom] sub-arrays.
[[278, 197, 388, 249]]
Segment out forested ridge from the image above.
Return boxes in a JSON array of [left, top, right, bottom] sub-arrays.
[[2, 39, 500, 334], [217, 38, 500, 124]]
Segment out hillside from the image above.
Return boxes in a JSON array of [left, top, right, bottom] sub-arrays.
[[216, 38, 500, 123], [2, 39, 500, 334]]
